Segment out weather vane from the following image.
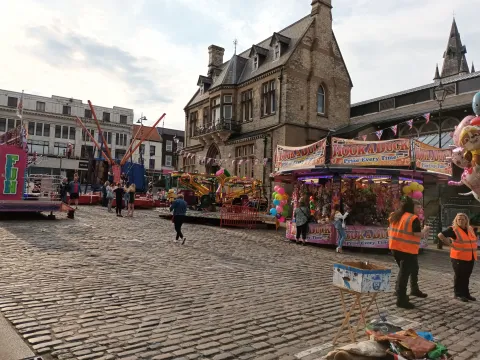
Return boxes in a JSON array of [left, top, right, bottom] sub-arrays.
[[233, 39, 238, 54]]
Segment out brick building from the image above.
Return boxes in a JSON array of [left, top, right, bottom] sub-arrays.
[[183, 0, 352, 193], [157, 127, 184, 174]]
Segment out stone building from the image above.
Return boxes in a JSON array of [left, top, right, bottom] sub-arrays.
[[183, 0, 352, 193], [0, 89, 133, 180]]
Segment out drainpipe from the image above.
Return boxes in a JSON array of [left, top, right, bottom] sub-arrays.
[[278, 67, 284, 124]]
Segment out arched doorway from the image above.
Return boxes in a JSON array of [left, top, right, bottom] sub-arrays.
[[205, 143, 220, 175]]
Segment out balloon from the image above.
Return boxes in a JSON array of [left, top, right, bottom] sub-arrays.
[[410, 182, 419, 191], [411, 190, 423, 199], [282, 194, 289, 201], [273, 199, 280, 206], [272, 192, 277, 199], [417, 185, 424, 192], [274, 185, 280, 192], [402, 185, 412, 195], [471, 116, 480, 126], [283, 204, 290, 211], [277, 187, 285, 195], [451, 147, 470, 168], [276, 206, 283, 213], [473, 92, 480, 116], [276, 213, 281, 219], [310, 196, 313, 200], [453, 115, 474, 146], [282, 210, 288, 217], [270, 208, 277, 216], [275, 194, 282, 200], [279, 216, 286, 223], [280, 200, 287, 206]]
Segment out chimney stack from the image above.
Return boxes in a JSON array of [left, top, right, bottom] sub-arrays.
[[311, 0, 332, 15], [208, 45, 225, 78]]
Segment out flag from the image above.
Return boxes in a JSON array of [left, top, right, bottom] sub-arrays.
[[407, 119, 413, 129], [361, 135, 367, 141], [263, 158, 269, 166], [231, 159, 236, 165], [238, 159, 244, 165], [391, 125, 398, 136], [255, 159, 259, 165], [423, 113, 431, 124], [375, 130, 383, 140], [16, 91, 24, 120]]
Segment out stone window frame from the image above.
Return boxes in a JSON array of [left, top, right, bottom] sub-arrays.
[[36, 101, 46, 112], [234, 144, 255, 178], [189, 111, 198, 137], [317, 85, 326, 115], [241, 89, 253, 123], [253, 56, 259, 71], [211, 96, 221, 124], [273, 42, 281, 61], [223, 94, 233, 120], [261, 80, 276, 117]]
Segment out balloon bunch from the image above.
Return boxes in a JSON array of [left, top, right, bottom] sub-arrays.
[[402, 181, 424, 200], [448, 92, 480, 202], [270, 185, 290, 223]]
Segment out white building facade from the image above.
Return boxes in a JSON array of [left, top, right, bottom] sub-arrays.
[[0, 89, 133, 179]]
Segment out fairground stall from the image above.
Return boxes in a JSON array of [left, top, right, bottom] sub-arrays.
[[273, 137, 452, 249], [0, 126, 74, 218]]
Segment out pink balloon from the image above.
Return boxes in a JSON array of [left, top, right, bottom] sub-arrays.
[[276, 206, 283, 213], [453, 115, 475, 147], [277, 187, 285, 195], [280, 200, 287, 206], [279, 216, 286, 223], [451, 147, 470, 168], [274, 185, 280, 192], [412, 190, 423, 199]]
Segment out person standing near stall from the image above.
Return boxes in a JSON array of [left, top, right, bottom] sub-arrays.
[[388, 197, 430, 309], [438, 213, 477, 302]]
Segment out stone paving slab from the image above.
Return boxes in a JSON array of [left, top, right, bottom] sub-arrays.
[[0, 207, 479, 359]]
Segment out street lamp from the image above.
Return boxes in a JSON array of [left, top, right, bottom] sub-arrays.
[[434, 81, 447, 249], [173, 135, 180, 188]]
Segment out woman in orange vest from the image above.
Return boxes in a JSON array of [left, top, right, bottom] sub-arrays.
[[388, 197, 430, 309], [438, 213, 478, 302]]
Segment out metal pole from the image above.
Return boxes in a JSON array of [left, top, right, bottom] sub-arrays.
[[437, 104, 443, 249]]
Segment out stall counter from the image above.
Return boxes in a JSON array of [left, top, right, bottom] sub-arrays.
[[286, 221, 429, 249]]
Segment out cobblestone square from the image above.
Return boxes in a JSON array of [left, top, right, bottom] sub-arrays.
[[0, 207, 479, 359]]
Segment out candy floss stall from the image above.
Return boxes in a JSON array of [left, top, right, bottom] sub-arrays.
[[273, 136, 453, 249]]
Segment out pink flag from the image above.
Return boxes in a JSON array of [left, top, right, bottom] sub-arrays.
[[263, 158, 268, 166], [238, 159, 244, 165], [423, 113, 431, 124], [255, 159, 259, 165], [375, 130, 383, 140], [391, 125, 398, 136], [361, 135, 367, 141], [407, 119, 413, 129]]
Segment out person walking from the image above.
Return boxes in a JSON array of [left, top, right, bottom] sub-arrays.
[[388, 197, 430, 309], [105, 181, 114, 213], [333, 204, 349, 253], [438, 213, 477, 302], [293, 200, 309, 245], [113, 182, 125, 217], [59, 178, 68, 204], [68, 174, 81, 209], [170, 194, 187, 244]]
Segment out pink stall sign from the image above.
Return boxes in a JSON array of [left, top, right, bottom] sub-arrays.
[[0, 145, 27, 201]]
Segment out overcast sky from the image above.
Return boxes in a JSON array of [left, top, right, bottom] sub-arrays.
[[1, 0, 479, 130]]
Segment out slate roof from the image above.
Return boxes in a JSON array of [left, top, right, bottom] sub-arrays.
[[157, 127, 185, 138], [351, 70, 480, 108]]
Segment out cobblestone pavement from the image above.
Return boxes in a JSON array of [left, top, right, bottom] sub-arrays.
[[0, 207, 479, 360]]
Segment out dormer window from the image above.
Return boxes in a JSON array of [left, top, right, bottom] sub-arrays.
[[274, 43, 280, 60], [199, 84, 204, 95], [253, 56, 259, 71], [249, 45, 268, 72]]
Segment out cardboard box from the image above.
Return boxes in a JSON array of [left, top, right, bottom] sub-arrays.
[[333, 261, 391, 293]]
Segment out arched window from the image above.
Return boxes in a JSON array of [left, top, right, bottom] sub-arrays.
[[317, 86, 325, 114]]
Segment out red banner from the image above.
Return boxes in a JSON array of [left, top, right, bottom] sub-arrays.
[[0, 145, 27, 201], [331, 137, 411, 167]]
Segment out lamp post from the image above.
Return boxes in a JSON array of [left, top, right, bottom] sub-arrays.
[[135, 115, 147, 166], [173, 135, 179, 188], [434, 81, 447, 249]]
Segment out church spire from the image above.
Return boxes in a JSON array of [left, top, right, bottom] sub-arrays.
[[440, 18, 469, 78], [434, 64, 440, 80]]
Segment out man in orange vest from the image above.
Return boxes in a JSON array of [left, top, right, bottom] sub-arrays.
[[438, 213, 477, 302], [389, 197, 430, 309]]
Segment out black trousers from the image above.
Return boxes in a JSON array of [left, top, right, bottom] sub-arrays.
[[116, 198, 122, 215], [392, 250, 420, 299], [451, 258, 475, 297], [174, 215, 185, 240], [296, 223, 308, 240]]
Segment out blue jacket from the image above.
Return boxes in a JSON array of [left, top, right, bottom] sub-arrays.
[[170, 199, 187, 216]]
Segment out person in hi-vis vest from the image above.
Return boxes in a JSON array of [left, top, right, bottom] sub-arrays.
[[388, 197, 430, 309], [438, 213, 478, 302]]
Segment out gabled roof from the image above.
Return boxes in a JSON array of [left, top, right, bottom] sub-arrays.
[[197, 75, 212, 86], [248, 45, 269, 58], [269, 32, 291, 46], [441, 18, 469, 78], [132, 125, 162, 142]]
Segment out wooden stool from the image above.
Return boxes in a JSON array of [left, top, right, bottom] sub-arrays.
[[332, 286, 378, 345]]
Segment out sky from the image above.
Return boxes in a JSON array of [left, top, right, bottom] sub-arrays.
[[1, 0, 480, 130]]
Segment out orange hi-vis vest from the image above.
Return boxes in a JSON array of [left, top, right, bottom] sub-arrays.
[[389, 213, 421, 255], [450, 226, 478, 261]]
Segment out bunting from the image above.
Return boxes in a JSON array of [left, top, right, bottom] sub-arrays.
[[391, 125, 398, 136], [361, 135, 367, 141], [375, 130, 383, 140], [407, 119, 413, 129], [423, 113, 431, 124]]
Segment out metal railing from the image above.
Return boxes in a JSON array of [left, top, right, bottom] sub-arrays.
[[194, 119, 241, 136]]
